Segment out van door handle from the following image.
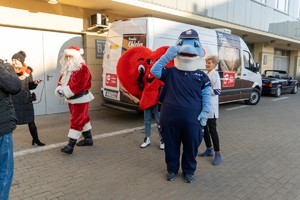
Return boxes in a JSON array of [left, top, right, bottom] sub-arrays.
[[47, 74, 53, 81], [243, 74, 246, 76]]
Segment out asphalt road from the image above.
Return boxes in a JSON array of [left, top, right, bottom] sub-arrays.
[[10, 92, 300, 200]]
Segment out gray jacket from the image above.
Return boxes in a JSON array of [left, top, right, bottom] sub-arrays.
[[0, 60, 21, 136]]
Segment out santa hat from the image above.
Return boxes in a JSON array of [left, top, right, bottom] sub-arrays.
[[64, 46, 84, 57], [12, 50, 26, 64]]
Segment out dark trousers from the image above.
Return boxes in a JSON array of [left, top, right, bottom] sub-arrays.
[[203, 118, 220, 151], [160, 103, 203, 175]]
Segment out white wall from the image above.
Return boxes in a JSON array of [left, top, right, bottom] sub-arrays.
[[0, 26, 82, 115]]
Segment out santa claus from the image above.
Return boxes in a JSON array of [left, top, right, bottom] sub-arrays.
[[55, 46, 94, 154]]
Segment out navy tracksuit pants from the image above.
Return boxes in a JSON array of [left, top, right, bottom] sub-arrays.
[[160, 103, 204, 175]]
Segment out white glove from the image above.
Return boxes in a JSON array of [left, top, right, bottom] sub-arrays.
[[58, 89, 64, 95]]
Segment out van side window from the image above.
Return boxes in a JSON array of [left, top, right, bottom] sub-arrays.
[[219, 47, 241, 72]]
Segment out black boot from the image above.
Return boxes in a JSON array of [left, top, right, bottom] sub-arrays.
[[76, 130, 93, 146], [61, 138, 77, 154], [29, 122, 45, 146]]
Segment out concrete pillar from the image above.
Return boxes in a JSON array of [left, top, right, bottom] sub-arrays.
[[253, 42, 274, 73], [83, 32, 107, 110], [290, 51, 300, 82]]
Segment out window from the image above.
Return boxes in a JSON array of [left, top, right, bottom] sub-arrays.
[[219, 47, 241, 72], [243, 51, 250, 70], [275, 0, 289, 13], [243, 51, 256, 72], [298, 3, 300, 18]]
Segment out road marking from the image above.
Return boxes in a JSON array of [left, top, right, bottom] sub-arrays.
[[225, 105, 248, 111], [272, 97, 289, 101], [14, 124, 153, 157]]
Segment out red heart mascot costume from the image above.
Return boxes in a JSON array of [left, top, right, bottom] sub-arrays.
[[55, 46, 94, 154], [116, 46, 173, 149]]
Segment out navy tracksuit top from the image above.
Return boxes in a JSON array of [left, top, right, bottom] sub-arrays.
[[159, 67, 211, 110]]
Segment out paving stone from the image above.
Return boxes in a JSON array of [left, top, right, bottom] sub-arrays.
[[9, 94, 300, 200]]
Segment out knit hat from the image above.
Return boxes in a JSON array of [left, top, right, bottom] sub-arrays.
[[12, 50, 26, 64]]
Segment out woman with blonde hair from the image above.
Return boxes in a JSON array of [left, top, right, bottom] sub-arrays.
[[198, 55, 222, 166]]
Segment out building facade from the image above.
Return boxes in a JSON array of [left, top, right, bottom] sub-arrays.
[[0, 0, 299, 114]]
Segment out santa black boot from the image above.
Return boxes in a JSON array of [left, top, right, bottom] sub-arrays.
[[61, 138, 77, 154], [76, 130, 93, 146]]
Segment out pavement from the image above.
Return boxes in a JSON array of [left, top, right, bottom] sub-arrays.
[[9, 93, 300, 200]]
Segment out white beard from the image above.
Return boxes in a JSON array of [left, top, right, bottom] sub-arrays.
[[59, 57, 82, 86]]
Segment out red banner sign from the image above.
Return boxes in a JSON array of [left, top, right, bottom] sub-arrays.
[[222, 71, 235, 87], [105, 73, 118, 87]]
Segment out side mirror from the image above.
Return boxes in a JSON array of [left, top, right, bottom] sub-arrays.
[[256, 63, 260, 69], [252, 63, 260, 73]]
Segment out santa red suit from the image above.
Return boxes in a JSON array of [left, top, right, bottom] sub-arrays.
[[55, 46, 94, 154]]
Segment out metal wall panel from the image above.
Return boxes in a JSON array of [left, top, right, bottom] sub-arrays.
[[138, 0, 300, 40]]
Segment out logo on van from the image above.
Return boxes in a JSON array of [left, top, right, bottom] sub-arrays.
[[222, 71, 235, 87], [123, 34, 146, 52], [105, 73, 118, 87], [128, 37, 144, 47]]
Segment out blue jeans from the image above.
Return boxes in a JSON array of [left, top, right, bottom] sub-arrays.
[[144, 104, 160, 138], [0, 133, 14, 200]]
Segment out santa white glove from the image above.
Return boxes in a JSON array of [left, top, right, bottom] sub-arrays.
[[55, 86, 65, 97], [58, 89, 64, 96], [197, 111, 208, 126]]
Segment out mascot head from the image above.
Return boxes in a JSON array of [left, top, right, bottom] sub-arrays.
[[116, 46, 174, 109], [116, 46, 172, 99], [174, 29, 204, 71]]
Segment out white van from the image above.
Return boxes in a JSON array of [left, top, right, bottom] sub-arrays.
[[102, 17, 262, 111]]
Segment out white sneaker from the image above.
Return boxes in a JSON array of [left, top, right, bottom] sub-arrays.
[[160, 141, 165, 150], [140, 137, 150, 148]]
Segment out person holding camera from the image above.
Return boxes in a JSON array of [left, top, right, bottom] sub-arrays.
[[11, 50, 45, 146]]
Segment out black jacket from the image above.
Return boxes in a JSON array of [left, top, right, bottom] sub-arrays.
[[11, 67, 38, 125], [0, 60, 21, 136]]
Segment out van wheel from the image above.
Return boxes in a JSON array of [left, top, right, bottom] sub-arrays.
[[245, 88, 261, 105], [274, 86, 281, 97], [291, 85, 298, 94]]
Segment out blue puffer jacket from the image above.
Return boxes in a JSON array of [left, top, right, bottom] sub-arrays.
[[0, 60, 21, 136]]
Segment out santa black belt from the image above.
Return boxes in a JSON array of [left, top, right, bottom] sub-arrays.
[[67, 91, 89, 100]]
